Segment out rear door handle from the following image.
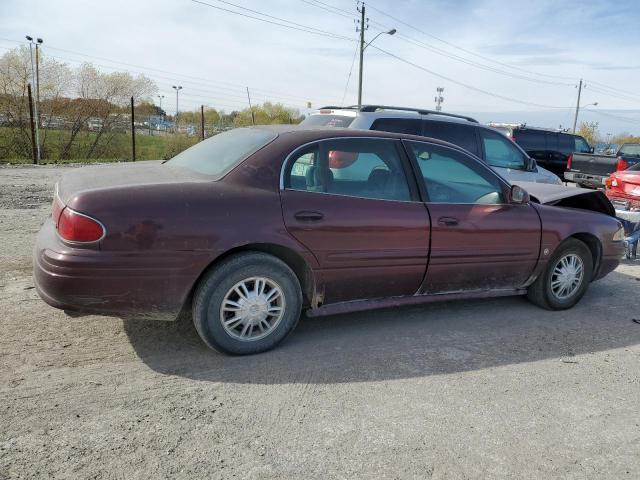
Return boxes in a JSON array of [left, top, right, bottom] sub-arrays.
[[438, 216, 459, 226], [294, 211, 324, 222]]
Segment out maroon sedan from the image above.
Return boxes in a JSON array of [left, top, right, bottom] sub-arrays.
[[34, 127, 625, 354]]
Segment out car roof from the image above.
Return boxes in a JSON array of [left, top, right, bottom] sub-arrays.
[[250, 124, 478, 156]]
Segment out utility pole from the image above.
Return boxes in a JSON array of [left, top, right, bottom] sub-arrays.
[[35, 38, 42, 126], [572, 79, 583, 134], [26, 36, 41, 162], [357, 2, 367, 108], [435, 87, 444, 112], [27, 84, 37, 164], [246, 87, 255, 125], [130, 96, 136, 161], [200, 105, 205, 140], [172, 85, 182, 131]]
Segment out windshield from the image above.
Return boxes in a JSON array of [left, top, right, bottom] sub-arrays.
[[166, 128, 277, 177], [300, 114, 355, 128], [619, 144, 640, 158]]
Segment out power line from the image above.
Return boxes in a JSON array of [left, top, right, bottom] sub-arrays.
[[364, 0, 578, 82], [300, 1, 574, 86], [370, 45, 572, 110], [340, 40, 360, 105], [0, 39, 323, 105], [189, 0, 355, 42], [582, 108, 640, 125]]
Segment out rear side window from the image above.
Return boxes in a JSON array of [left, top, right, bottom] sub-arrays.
[[166, 128, 276, 177], [300, 114, 355, 128], [421, 121, 479, 156], [286, 138, 412, 202], [558, 134, 575, 153], [371, 118, 421, 136], [516, 130, 546, 151]]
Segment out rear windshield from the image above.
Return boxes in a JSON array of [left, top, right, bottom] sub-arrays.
[[619, 144, 640, 157], [300, 114, 355, 128], [166, 128, 277, 177]]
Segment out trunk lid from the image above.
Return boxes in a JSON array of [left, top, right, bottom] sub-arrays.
[[57, 161, 208, 204]]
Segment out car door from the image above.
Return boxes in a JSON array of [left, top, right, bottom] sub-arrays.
[[280, 137, 430, 304], [403, 140, 541, 293]]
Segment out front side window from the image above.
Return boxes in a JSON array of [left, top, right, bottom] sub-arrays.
[[405, 140, 505, 204], [286, 138, 412, 202], [618, 144, 640, 158], [480, 129, 527, 170]]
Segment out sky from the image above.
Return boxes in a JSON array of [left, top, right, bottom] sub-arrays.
[[2, 0, 640, 133]]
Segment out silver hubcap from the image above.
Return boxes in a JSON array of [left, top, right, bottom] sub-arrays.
[[220, 277, 285, 341], [550, 253, 584, 300]]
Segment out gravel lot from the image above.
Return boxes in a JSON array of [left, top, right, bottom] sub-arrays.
[[1, 164, 639, 479]]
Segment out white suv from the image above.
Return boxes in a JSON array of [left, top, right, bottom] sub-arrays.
[[300, 105, 562, 185]]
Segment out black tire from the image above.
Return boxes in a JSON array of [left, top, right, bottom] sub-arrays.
[[527, 238, 594, 310], [192, 252, 302, 355]]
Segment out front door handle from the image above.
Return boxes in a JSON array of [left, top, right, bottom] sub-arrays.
[[294, 210, 324, 222], [438, 216, 459, 226]]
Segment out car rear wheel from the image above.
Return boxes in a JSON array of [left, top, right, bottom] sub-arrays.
[[527, 238, 594, 310], [193, 252, 302, 355]]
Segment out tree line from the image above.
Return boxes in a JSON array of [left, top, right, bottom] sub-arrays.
[[0, 46, 303, 162]]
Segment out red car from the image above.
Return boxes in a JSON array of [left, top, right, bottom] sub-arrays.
[[34, 127, 625, 354], [605, 162, 640, 211]]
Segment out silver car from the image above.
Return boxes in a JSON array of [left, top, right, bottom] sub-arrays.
[[300, 106, 562, 185]]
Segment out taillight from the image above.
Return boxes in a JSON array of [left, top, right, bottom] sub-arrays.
[[566, 154, 573, 170], [57, 207, 105, 243], [604, 176, 617, 189], [616, 157, 629, 171]]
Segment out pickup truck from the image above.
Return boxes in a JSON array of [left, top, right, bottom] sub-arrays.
[[565, 143, 640, 188]]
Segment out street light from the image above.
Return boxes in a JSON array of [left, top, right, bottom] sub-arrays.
[[172, 86, 182, 129], [26, 35, 43, 162], [357, 20, 396, 108], [157, 94, 165, 111]]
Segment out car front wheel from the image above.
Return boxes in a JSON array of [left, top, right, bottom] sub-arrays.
[[527, 238, 594, 310], [193, 252, 303, 355]]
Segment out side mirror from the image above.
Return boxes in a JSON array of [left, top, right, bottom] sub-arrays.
[[589, 146, 595, 153], [510, 184, 530, 204], [527, 157, 537, 171]]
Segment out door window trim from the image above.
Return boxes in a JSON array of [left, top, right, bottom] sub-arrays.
[[401, 138, 513, 205], [280, 136, 422, 203]]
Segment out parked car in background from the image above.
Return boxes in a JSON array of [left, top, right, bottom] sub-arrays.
[[301, 106, 562, 185], [34, 126, 624, 354], [566, 143, 640, 189], [489, 123, 592, 179], [605, 161, 640, 211]]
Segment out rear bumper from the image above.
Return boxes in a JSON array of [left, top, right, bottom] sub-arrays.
[[564, 171, 607, 188], [33, 218, 210, 321]]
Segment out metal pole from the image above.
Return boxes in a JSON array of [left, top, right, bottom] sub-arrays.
[[200, 105, 205, 140], [27, 84, 37, 164], [357, 3, 365, 108], [27, 42, 41, 162], [130, 96, 136, 161], [35, 43, 41, 127], [572, 79, 583, 134], [246, 87, 255, 125]]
